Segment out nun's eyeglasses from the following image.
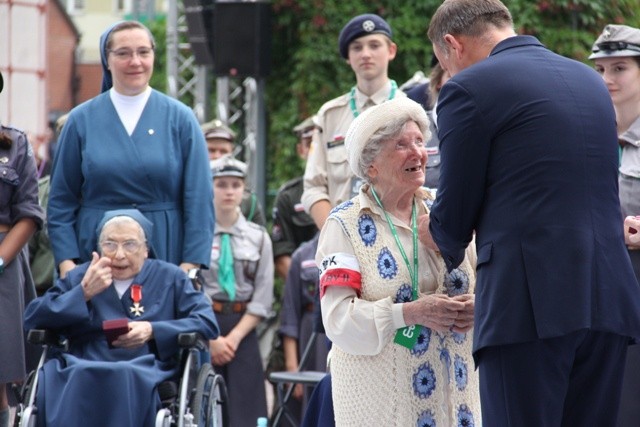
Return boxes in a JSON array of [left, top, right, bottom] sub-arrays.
[[108, 47, 154, 61], [101, 240, 144, 255]]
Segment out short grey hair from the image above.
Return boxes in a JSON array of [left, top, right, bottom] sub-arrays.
[[427, 0, 513, 54]]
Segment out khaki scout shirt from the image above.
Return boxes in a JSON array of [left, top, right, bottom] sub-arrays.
[[301, 81, 405, 212]]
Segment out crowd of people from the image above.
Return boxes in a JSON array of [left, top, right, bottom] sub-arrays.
[[2, 1, 640, 426]]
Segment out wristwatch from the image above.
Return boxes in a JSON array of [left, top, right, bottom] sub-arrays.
[[0, 257, 4, 274]]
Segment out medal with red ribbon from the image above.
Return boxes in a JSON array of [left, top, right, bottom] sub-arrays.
[[130, 284, 144, 317]]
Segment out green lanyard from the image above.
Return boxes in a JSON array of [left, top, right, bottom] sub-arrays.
[[370, 186, 419, 300], [349, 80, 398, 118]]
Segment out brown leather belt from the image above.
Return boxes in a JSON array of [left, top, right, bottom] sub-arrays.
[[212, 300, 248, 314], [0, 224, 10, 233]]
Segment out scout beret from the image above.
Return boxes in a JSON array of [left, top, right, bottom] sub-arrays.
[[345, 97, 430, 179], [201, 119, 237, 142], [338, 14, 392, 59], [589, 24, 640, 59], [210, 155, 247, 179]]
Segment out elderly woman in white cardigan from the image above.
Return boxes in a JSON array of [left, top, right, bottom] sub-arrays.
[[316, 96, 480, 426]]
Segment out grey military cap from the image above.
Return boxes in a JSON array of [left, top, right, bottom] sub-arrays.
[[589, 24, 640, 59]]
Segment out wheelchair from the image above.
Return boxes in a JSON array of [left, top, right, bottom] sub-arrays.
[[13, 329, 229, 427]]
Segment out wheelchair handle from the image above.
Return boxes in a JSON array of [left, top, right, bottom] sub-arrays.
[[177, 332, 209, 351], [27, 329, 69, 350]]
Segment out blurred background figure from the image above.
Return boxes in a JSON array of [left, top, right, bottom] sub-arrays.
[[28, 113, 68, 296], [203, 156, 274, 427], [276, 233, 328, 424], [201, 118, 266, 226], [271, 116, 318, 281], [590, 24, 640, 427], [405, 56, 450, 191]]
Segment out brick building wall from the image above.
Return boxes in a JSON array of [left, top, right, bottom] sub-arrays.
[[76, 62, 102, 103]]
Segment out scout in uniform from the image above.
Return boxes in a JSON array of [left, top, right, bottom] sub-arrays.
[[301, 13, 404, 229], [201, 119, 266, 226], [272, 117, 318, 280]]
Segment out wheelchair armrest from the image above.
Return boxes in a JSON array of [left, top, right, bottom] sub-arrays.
[[177, 332, 209, 351], [27, 329, 69, 350], [187, 268, 205, 291]]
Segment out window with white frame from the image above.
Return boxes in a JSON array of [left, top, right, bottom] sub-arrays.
[[66, 0, 85, 14], [114, 0, 133, 14]]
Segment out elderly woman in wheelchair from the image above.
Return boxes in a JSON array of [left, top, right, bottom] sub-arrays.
[[19, 209, 220, 427]]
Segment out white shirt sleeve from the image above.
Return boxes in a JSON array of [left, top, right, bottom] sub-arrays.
[[317, 218, 406, 356], [321, 287, 406, 356]]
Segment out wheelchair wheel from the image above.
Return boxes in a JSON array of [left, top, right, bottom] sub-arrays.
[[190, 364, 228, 427], [13, 369, 38, 427]]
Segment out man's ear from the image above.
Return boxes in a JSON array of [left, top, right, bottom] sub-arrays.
[[443, 34, 464, 59]]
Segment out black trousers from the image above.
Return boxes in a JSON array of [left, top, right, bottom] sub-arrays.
[[477, 329, 628, 427]]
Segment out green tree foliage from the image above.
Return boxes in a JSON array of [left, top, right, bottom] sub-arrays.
[[144, 1, 640, 202], [148, 17, 168, 93], [505, 0, 640, 60], [266, 0, 640, 191]]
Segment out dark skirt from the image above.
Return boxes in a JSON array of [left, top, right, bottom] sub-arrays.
[[215, 312, 268, 427], [0, 237, 37, 383]]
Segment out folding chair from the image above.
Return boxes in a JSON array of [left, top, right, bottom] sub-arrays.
[[268, 331, 327, 427]]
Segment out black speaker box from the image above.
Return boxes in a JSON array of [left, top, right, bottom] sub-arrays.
[[184, 0, 215, 66], [212, 1, 272, 78]]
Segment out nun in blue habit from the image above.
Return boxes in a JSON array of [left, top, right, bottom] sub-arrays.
[[47, 20, 214, 278], [24, 209, 219, 427]]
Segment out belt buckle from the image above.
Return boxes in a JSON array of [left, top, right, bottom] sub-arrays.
[[213, 301, 245, 314]]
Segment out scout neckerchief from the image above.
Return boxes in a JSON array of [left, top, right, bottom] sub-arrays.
[[130, 284, 144, 317], [349, 80, 397, 118], [370, 186, 422, 349], [218, 232, 237, 301]]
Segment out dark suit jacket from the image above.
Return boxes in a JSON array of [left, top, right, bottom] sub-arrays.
[[429, 35, 640, 357]]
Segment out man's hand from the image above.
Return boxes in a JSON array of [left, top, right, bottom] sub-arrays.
[[418, 214, 439, 251], [451, 294, 475, 333], [624, 216, 640, 248]]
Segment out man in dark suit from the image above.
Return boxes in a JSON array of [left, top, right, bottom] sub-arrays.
[[424, 0, 640, 425]]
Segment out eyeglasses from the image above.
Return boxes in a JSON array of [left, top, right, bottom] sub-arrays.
[[108, 47, 154, 61], [596, 41, 640, 54], [100, 240, 144, 255]]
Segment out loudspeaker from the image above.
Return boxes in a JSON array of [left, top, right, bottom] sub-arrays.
[[184, 0, 215, 66], [212, 1, 271, 78]]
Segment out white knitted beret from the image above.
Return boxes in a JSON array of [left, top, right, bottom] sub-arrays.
[[344, 96, 431, 179]]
